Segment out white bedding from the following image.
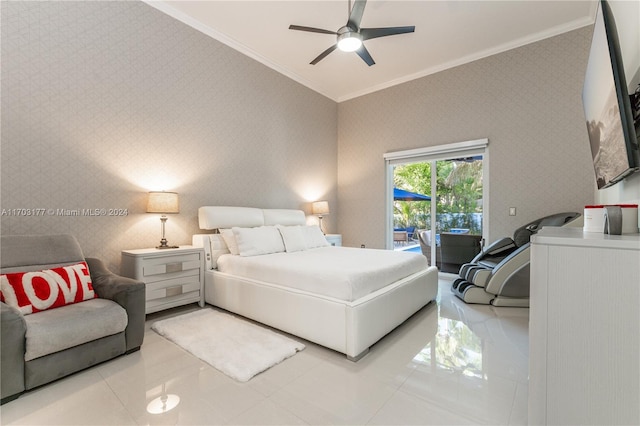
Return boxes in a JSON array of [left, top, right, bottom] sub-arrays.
[[216, 246, 429, 302]]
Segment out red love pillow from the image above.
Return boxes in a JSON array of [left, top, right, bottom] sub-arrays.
[[0, 261, 97, 315]]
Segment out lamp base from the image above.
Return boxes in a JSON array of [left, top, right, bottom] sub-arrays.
[[156, 239, 179, 250], [156, 217, 179, 249]]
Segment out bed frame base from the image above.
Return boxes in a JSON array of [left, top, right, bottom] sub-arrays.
[[204, 265, 438, 361], [347, 348, 370, 362]]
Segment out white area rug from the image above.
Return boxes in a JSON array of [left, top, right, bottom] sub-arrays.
[[151, 309, 305, 382]]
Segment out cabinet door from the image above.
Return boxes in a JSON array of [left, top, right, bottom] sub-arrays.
[[529, 243, 549, 425], [545, 245, 639, 425]]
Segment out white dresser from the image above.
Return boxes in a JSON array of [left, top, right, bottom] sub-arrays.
[[529, 227, 640, 425], [121, 246, 205, 314]]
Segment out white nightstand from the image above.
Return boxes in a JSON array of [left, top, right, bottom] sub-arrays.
[[121, 246, 205, 314], [325, 234, 342, 247]]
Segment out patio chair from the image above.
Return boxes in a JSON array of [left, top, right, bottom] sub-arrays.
[[417, 230, 441, 268], [393, 230, 409, 245], [439, 233, 482, 273], [405, 226, 417, 240]]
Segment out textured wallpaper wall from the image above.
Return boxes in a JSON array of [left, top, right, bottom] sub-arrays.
[[337, 27, 596, 248], [1, 1, 610, 267], [1, 1, 338, 271]]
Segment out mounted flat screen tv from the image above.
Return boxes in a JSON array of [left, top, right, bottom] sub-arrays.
[[582, 0, 640, 189]]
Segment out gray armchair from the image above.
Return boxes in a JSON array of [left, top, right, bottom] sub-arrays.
[[1, 234, 145, 404]]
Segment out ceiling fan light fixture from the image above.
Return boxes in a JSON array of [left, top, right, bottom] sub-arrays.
[[337, 31, 362, 52]]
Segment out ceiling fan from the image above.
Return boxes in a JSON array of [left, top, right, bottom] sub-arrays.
[[288, 0, 415, 66]]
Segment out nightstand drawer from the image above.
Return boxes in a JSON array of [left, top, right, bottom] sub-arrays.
[[141, 254, 201, 277], [142, 256, 200, 277], [146, 277, 201, 302]]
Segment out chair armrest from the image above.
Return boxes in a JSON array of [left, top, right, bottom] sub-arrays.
[[86, 257, 145, 352], [1, 302, 26, 401]]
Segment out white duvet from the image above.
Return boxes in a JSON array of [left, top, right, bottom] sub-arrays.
[[216, 246, 429, 302]]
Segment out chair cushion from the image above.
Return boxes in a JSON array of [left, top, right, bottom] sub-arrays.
[[1, 261, 97, 315], [23, 298, 127, 361]]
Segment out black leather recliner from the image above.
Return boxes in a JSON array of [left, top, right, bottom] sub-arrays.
[[451, 212, 581, 307]]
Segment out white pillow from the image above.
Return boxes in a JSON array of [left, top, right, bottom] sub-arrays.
[[302, 225, 330, 249], [233, 226, 285, 257], [219, 229, 239, 255], [277, 225, 306, 253]]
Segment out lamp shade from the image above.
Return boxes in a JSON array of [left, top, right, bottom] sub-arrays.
[[312, 201, 330, 216], [147, 192, 179, 214]]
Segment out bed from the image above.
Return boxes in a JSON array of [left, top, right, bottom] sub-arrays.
[[192, 206, 438, 361]]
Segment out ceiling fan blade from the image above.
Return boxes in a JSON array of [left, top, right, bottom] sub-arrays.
[[360, 26, 415, 41], [346, 0, 367, 30], [289, 25, 337, 35], [310, 44, 338, 65], [355, 44, 375, 66]]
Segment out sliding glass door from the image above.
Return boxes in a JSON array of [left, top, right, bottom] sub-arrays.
[[385, 139, 488, 269]]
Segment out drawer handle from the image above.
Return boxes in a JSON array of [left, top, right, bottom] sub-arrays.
[[165, 262, 183, 273], [166, 286, 183, 297]]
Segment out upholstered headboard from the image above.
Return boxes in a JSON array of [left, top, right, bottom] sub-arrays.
[[194, 207, 309, 269], [197, 206, 306, 230]]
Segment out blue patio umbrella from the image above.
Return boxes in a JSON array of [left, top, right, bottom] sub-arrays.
[[393, 187, 431, 201]]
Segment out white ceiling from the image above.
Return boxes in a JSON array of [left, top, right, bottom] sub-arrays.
[[147, 0, 597, 102]]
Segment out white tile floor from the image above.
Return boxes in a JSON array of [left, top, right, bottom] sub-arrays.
[[0, 275, 530, 425]]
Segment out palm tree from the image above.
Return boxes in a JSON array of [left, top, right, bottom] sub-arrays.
[[394, 159, 483, 233]]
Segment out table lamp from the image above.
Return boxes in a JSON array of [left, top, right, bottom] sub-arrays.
[[312, 201, 330, 234], [147, 191, 179, 249]]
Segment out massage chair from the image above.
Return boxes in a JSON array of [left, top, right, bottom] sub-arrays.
[[451, 212, 582, 307]]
